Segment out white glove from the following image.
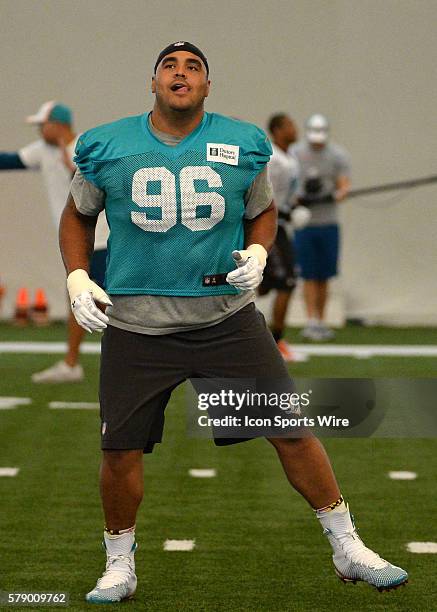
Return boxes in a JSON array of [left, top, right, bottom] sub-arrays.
[[67, 269, 112, 333], [226, 244, 267, 291], [291, 205, 311, 229]]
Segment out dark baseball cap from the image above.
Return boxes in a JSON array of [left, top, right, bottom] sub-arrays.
[[154, 41, 209, 76]]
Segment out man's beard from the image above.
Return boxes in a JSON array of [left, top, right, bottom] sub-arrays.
[[168, 99, 203, 114], [157, 92, 204, 115]]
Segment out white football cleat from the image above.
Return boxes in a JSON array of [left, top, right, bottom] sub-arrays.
[[86, 542, 137, 603], [31, 360, 84, 384], [322, 506, 408, 591]]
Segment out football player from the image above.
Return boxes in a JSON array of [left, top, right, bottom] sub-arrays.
[[0, 102, 108, 382], [59, 42, 407, 603], [290, 114, 351, 341], [260, 113, 305, 361]]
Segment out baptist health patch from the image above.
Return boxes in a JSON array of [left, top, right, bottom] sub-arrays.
[[207, 143, 239, 166]]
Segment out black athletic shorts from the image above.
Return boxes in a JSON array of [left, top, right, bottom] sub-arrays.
[[99, 303, 299, 453], [259, 226, 296, 294]]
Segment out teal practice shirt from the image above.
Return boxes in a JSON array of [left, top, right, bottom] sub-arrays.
[[75, 112, 272, 296]]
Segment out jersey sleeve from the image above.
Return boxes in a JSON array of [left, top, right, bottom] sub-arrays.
[[73, 131, 100, 187], [288, 157, 300, 195], [247, 127, 273, 175], [334, 146, 351, 177], [0, 152, 26, 170], [267, 153, 283, 195], [244, 166, 274, 219], [94, 211, 109, 250], [70, 168, 105, 216], [18, 140, 44, 169]]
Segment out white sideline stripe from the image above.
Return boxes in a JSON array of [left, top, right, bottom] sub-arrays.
[[0, 342, 101, 354], [49, 401, 99, 410], [0, 468, 19, 477], [189, 468, 217, 478], [163, 539, 195, 551], [2, 341, 437, 357], [388, 471, 417, 480], [0, 397, 31, 410], [292, 345, 437, 357], [407, 542, 437, 554], [353, 350, 373, 359]]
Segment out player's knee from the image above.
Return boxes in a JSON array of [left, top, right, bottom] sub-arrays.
[[102, 449, 143, 472]]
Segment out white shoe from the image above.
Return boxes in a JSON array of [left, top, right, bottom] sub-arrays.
[[301, 324, 334, 342], [86, 542, 138, 603], [301, 325, 323, 341], [317, 323, 335, 341], [31, 360, 84, 383], [322, 506, 408, 591]]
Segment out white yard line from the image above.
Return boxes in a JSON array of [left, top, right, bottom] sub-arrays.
[[163, 539, 196, 551], [189, 468, 217, 478], [388, 471, 417, 480], [0, 397, 31, 409], [49, 401, 99, 410], [0, 468, 19, 477], [292, 345, 437, 357], [2, 342, 437, 358], [406, 542, 437, 553], [2, 341, 437, 357], [0, 342, 101, 354]]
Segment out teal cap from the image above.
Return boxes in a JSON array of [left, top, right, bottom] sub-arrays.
[[48, 104, 72, 125], [26, 101, 73, 125]]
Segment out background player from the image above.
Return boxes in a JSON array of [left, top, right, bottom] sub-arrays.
[[59, 43, 407, 603], [290, 114, 351, 340], [0, 101, 108, 382], [260, 113, 306, 362]]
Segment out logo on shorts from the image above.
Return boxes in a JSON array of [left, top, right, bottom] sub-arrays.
[[207, 143, 239, 166], [102, 422, 107, 435]]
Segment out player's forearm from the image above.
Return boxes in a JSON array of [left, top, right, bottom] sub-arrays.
[[0, 152, 26, 170], [244, 201, 278, 252], [335, 175, 351, 202], [59, 194, 97, 274]]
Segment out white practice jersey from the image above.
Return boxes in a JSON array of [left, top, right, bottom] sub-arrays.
[[268, 143, 298, 224], [19, 136, 108, 250]]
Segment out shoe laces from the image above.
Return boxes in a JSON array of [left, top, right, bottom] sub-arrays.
[[334, 529, 388, 569], [97, 554, 134, 588]]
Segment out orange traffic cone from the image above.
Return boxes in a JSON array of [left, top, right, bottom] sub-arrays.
[[14, 287, 29, 326], [31, 288, 50, 326], [0, 279, 5, 316]]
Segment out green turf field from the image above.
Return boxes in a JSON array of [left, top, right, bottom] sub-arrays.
[[0, 323, 436, 611]]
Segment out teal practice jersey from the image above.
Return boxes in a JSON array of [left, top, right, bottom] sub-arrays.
[[74, 112, 272, 296]]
